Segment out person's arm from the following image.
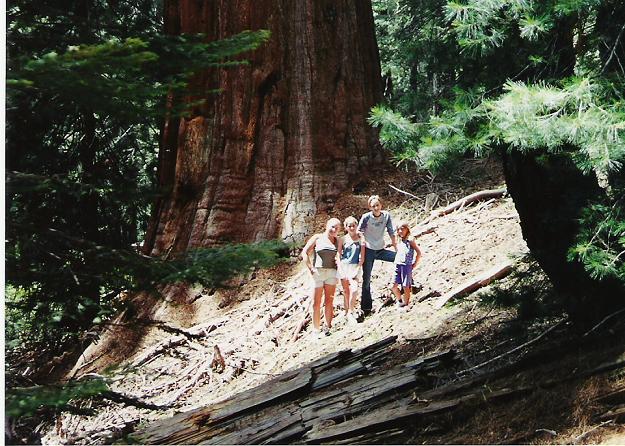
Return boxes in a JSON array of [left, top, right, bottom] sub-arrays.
[[336, 237, 343, 265], [386, 213, 397, 250], [411, 240, 422, 268], [358, 213, 370, 237], [358, 234, 366, 267], [301, 234, 319, 274]]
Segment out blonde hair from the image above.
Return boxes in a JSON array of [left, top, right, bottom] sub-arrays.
[[343, 216, 358, 227], [395, 220, 411, 235], [326, 217, 341, 230], [367, 195, 381, 207]]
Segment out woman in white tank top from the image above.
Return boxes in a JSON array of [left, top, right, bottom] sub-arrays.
[[301, 218, 343, 336]]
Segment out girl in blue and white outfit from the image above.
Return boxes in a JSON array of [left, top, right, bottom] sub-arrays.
[[391, 220, 422, 308], [338, 216, 365, 320], [301, 218, 343, 336]]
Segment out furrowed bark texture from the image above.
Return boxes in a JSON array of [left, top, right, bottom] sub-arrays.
[[144, 0, 383, 255]]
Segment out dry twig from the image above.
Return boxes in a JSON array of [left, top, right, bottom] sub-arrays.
[[459, 318, 567, 374]]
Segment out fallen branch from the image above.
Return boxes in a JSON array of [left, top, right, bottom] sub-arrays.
[[72, 350, 107, 377], [291, 313, 311, 343], [131, 336, 187, 368], [421, 188, 506, 225], [412, 223, 437, 239], [185, 317, 228, 337], [583, 307, 625, 337], [149, 320, 207, 339], [572, 420, 614, 444], [389, 184, 419, 199], [142, 357, 205, 396], [101, 390, 171, 410], [266, 299, 298, 328], [160, 360, 211, 406], [99, 319, 207, 340], [459, 318, 567, 374], [434, 262, 513, 309]]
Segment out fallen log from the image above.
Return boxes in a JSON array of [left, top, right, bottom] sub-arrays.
[[208, 404, 305, 445], [434, 262, 513, 309], [131, 367, 313, 444], [421, 188, 506, 225], [303, 399, 459, 443]]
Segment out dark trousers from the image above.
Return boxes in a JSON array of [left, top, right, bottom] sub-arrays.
[[361, 248, 396, 311]]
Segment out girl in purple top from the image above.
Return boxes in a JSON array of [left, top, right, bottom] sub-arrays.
[[391, 221, 422, 308]]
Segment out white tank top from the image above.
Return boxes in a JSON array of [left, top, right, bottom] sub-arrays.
[[314, 234, 338, 269]]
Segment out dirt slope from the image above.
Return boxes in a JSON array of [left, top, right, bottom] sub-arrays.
[[41, 159, 625, 444]]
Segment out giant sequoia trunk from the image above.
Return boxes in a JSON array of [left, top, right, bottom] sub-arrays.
[[143, 0, 383, 256], [67, 0, 382, 376]]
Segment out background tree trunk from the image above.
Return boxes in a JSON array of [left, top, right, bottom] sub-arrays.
[[143, 0, 383, 256], [501, 12, 625, 325], [502, 150, 623, 324]]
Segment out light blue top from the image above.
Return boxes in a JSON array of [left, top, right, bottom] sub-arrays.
[[341, 235, 362, 264]]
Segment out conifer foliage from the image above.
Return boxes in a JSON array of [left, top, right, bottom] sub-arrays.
[[6, 1, 276, 360], [372, 0, 625, 319]]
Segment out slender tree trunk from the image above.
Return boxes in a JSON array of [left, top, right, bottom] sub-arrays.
[[143, 0, 383, 256]]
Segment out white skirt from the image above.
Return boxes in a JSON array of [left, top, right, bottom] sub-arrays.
[[338, 262, 362, 280]]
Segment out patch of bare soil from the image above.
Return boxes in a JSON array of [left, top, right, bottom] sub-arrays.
[[40, 159, 625, 445]]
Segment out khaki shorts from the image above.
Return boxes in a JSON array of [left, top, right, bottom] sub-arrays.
[[312, 268, 338, 288]]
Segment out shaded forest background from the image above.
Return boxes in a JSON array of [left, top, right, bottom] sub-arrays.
[[5, 0, 625, 428]]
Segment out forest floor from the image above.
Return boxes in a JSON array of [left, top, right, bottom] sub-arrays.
[[37, 158, 625, 445]]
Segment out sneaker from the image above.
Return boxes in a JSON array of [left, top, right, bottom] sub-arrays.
[[323, 326, 332, 336], [311, 328, 324, 340], [396, 300, 406, 308], [381, 295, 395, 308], [352, 310, 365, 323]]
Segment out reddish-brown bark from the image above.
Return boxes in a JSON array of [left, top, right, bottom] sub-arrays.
[[144, 0, 383, 256]]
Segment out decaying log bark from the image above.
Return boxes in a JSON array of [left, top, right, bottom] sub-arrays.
[[128, 326, 625, 445]]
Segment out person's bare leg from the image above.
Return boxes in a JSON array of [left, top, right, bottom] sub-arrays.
[[349, 279, 360, 311], [403, 287, 411, 306], [341, 279, 351, 316], [312, 287, 323, 330], [391, 283, 402, 304], [323, 284, 336, 329]]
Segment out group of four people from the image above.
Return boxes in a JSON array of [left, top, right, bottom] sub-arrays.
[[301, 195, 422, 336]]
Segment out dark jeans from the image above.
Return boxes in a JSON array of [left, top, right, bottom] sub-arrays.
[[361, 248, 396, 311]]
